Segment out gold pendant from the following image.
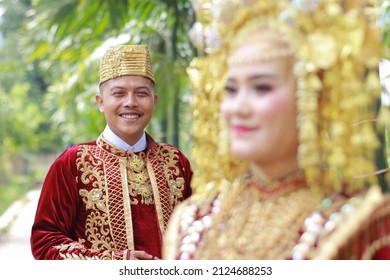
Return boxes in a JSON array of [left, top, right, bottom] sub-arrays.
[[126, 153, 154, 205], [136, 183, 153, 205], [127, 155, 145, 172]]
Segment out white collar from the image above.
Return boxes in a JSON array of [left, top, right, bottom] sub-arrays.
[[102, 125, 147, 152]]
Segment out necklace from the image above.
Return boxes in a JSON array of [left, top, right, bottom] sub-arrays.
[[193, 171, 318, 259], [126, 152, 153, 205], [246, 169, 306, 197]]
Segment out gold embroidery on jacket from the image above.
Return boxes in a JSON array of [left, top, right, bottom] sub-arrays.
[[75, 136, 187, 256], [148, 144, 185, 232], [169, 177, 185, 208], [159, 144, 185, 208], [84, 211, 114, 252], [54, 239, 100, 260], [79, 188, 106, 212], [77, 145, 117, 252]]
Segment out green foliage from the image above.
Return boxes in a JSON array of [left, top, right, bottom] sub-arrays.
[[0, 0, 196, 215], [21, 0, 195, 152], [381, 1, 390, 59]]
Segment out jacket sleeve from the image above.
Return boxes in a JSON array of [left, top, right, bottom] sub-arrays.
[[177, 150, 193, 199], [30, 147, 128, 260]]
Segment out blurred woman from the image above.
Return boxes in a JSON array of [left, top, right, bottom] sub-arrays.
[[164, 0, 390, 259]]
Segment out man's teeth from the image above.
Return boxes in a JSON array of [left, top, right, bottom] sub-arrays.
[[121, 114, 139, 119]]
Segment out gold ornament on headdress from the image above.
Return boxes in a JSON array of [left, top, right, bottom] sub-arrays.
[[99, 45, 155, 85], [188, 0, 386, 196]]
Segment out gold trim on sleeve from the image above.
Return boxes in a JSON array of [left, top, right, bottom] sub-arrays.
[[147, 159, 165, 234]]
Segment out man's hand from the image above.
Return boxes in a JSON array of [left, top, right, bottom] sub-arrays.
[[127, 250, 159, 260]]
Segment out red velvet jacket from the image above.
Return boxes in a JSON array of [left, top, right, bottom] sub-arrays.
[[31, 134, 192, 259]]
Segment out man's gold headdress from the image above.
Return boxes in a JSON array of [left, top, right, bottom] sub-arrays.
[[99, 44, 155, 85], [188, 0, 387, 196]]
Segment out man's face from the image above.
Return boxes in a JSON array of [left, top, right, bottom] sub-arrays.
[[96, 75, 157, 145]]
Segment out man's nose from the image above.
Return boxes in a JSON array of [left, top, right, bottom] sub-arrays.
[[123, 93, 137, 106]]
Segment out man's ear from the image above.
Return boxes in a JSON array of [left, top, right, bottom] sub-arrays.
[[153, 93, 158, 104], [96, 94, 104, 112]]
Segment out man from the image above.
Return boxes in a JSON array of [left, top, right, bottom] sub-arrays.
[[30, 45, 192, 260]]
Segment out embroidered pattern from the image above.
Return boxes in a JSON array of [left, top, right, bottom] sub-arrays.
[[73, 136, 187, 257], [77, 144, 117, 251], [169, 177, 185, 208], [148, 143, 185, 230], [54, 239, 100, 260]]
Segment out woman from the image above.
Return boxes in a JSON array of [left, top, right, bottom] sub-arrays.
[[164, 0, 390, 259]]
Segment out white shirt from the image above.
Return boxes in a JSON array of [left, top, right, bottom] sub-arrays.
[[102, 125, 147, 152]]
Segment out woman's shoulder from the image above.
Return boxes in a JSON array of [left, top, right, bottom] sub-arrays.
[[311, 186, 390, 259], [163, 179, 233, 259], [172, 179, 232, 219]]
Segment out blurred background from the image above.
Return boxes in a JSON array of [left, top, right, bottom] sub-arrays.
[[0, 0, 390, 260]]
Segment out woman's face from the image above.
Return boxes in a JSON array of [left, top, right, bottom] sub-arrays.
[[220, 30, 299, 166]]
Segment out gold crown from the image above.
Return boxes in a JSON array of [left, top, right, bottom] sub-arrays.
[[99, 45, 155, 85], [188, 0, 387, 195]]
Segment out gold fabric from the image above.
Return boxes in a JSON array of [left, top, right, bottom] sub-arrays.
[[73, 135, 183, 256], [163, 176, 388, 260], [99, 44, 155, 85]]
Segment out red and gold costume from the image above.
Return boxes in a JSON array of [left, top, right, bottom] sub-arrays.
[[163, 0, 390, 260], [164, 173, 390, 259], [31, 134, 192, 259]]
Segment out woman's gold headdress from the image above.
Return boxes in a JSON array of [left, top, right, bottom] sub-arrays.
[[188, 0, 387, 196]]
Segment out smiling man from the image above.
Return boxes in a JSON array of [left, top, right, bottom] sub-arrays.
[[31, 45, 193, 260]]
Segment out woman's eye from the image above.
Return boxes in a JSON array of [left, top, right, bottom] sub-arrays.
[[224, 86, 237, 95], [254, 84, 272, 93]]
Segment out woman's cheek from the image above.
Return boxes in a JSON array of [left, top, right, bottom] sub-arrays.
[[220, 101, 231, 121], [256, 95, 289, 117]]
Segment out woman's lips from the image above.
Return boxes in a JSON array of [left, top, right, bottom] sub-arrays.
[[232, 125, 255, 136]]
